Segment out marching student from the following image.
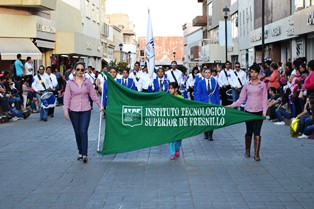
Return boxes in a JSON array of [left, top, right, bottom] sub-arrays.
[[129, 61, 143, 91], [152, 67, 169, 92], [116, 69, 136, 90], [194, 68, 220, 141], [186, 66, 199, 100], [227, 64, 268, 161], [168, 82, 184, 160], [165, 61, 184, 86], [63, 62, 102, 163]]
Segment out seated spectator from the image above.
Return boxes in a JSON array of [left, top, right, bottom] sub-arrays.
[[299, 98, 314, 139], [267, 87, 281, 120], [298, 96, 314, 138], [274, 88, 295, 125]]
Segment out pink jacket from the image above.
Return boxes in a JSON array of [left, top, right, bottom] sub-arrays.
[[302, 71, 314, 90], [63, 77, 100, 113], [231, 80, 268, 115]]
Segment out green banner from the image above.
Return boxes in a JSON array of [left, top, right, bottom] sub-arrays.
[[98, 73, 265, 155]]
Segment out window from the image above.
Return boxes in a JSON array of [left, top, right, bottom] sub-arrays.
[[140, 50, 144, 56], [305, 0, 313, 7], [231, 13, 238, 39], [208, 2, 213, 27]]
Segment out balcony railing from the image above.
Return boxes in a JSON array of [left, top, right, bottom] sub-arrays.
[[0, 0, 56, 11], [193, 16, 207, 26]]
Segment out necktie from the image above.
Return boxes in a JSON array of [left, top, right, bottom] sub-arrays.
[[124, 79, 127, 86], [207, 79, 210, 93], [159, 80, 163, 91]]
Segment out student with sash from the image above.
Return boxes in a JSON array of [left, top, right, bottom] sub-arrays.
[[32, 65, 53, 122], [116, 69, 136, 90], [152, 67, 169, 92], [218, 61, 233, 105], [230, 62, 247, 104], [165, 61, 184, 86], [129, 61, 143, 91], [195, 68, 220, 141]]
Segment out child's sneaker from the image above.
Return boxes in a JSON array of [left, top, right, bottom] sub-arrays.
[[175, 150, 180, 158], [169, 155, 176, 160]]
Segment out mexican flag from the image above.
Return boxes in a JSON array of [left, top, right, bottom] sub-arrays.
[[97, 74, 265, 155]]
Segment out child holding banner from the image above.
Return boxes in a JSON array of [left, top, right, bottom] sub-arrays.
[[168, 82, 183, 160], [227, 64, 267, 161]]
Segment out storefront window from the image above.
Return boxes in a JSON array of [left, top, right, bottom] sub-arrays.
[[231, 13, 238, 39], [208, 2, 212, 27], [293, 0, 305, 13], [231, 0, 237, 6]]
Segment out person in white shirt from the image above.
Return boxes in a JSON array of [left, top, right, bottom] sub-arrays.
[[138, 66, 153, 92], [129, 61, 143, 91], [217, 61, 233, 105], [96, 66, 108, 94], [46, 66, 58, 117], [24, 57, 34, 86], [32, 65, 53, 121], [230, 62, 248, 103], [186, 66, 199, 100], [165, 61, 184, 86]]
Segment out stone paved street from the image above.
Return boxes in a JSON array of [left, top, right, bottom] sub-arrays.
[[0, 106, 314, 209]]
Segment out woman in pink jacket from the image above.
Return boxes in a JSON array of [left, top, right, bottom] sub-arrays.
[[63, 62, 102, 163]]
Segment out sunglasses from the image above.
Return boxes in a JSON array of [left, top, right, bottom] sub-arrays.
[[235, 66, 240, 68], [76, 68, 85, 72]]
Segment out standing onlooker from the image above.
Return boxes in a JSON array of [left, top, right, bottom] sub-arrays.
[[227, 64, 268, 161], [266, 62, 280, 90], [14, 54, 24, 79], [24, 57, 33, 86], [32, 65, 53, 121], [63, 62, 101, 163], [46, 66, 58, 117], [168, 82, 184, 160], [194, 68, 220, 141]]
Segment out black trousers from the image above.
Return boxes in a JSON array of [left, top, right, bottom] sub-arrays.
[[220, 87, 232, 106], [245, 111, 263, 136]]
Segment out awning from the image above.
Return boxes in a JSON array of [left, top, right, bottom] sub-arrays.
[[0, 38, 42, 60]]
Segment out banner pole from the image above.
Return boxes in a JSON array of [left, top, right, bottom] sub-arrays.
[[97, 77, 106, 152]]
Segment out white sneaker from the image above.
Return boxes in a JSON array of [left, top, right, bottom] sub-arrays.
[[274, 121, 285, 125], [266, 116, 270, 120], [10, 116, 19, 121], [298, 134, 308, 139]]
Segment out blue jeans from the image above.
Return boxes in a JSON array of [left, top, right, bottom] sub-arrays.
[[300, 114, 310, 133], [69, 110, 91, 156], [36, 92, 48, 119], [168, 140, 182, 156], [304, 118, 314, 135], [275, 108, 293, 122], [232, 88, 241, 102]]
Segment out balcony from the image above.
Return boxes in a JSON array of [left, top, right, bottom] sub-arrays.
[[0, 0, 56, 11], [193, 16, 207, 26]]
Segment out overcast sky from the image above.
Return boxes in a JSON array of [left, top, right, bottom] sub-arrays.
[[106, 0, 202, 37]]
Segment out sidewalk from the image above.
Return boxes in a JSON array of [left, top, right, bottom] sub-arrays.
[[0, 106, 314, 209]]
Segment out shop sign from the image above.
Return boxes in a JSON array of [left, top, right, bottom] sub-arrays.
[[36, 23, 56, 34], [271, 26, 281, 37], [286, 27, 294, 36], [250, 30, 268, 42], [86, 42, 92, 50], [307, 12, 314, 25]]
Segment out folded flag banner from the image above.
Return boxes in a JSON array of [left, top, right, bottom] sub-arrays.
[[98, 73, 265, 155]]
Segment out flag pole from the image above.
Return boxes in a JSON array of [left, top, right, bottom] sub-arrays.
[[97, 78, 105, 152]]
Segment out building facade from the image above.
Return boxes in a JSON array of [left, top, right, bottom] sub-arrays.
[[137, 36, 184, 66]]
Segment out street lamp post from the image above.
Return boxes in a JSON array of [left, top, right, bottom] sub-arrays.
[[262, 0, 265, 65], [128, 51, 131, 68], [119, 43, 123, 62], [173, 52, 176, 61], [223, 6, 230, 62]]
